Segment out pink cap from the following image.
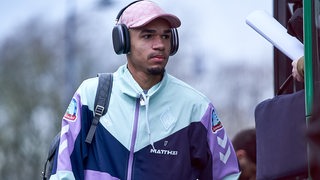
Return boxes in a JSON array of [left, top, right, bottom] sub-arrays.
[[119, 0, 181, 28]]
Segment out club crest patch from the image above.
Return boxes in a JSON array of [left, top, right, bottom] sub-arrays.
[[211, 110, 223, 132], [63, 98, 78, 121]]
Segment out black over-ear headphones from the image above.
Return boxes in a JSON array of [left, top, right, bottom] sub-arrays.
[[112, 0, 179, 56]]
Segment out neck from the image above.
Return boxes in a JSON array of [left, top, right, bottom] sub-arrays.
[[127, 66, 163, 90]]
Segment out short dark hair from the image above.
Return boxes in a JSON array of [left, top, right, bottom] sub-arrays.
[[232, 128, 257, 164]]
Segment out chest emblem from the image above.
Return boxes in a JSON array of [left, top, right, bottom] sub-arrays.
[[160, 108, 176, 130]]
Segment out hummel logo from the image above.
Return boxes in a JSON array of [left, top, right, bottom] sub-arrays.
[[58, 125, 69, 154], [217, 131, 231, 163], [217, 131, 227, 148], [219, 146, 231, 164]]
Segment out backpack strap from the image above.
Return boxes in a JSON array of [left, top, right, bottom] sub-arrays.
[[85, 73, 113, 144]]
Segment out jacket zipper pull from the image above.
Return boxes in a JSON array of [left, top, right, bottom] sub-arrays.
[[140, 94, 146, 106]]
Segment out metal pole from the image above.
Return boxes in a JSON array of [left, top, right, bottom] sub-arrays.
[[303, 0, 314, 179]]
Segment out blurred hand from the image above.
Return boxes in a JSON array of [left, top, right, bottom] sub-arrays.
[[292, 57, 304, 82]]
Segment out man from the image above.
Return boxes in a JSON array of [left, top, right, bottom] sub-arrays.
[[50, 1, 240, 179], [232, 128, 256, 180]]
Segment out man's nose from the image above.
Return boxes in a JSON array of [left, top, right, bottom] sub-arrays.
[[152, 36, 165, 50]]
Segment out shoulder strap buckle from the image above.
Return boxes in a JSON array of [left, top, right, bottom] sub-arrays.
[[95, 105, 105, 117]]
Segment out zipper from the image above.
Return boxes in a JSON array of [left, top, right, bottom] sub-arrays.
[[126, 98, 140, 180]]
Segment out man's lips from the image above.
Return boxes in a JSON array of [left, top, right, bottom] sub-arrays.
[[149, 54, 165, 62]]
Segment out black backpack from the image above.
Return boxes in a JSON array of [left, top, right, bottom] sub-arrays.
[[41, 73, 113, 180]]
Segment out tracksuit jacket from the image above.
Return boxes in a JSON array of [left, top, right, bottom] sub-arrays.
[[50, 64, 240, 180]]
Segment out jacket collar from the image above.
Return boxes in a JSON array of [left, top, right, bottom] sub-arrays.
[[115, 64, 167, 98]]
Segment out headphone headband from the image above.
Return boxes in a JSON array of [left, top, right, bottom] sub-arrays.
[[115, 1, 142, 23]]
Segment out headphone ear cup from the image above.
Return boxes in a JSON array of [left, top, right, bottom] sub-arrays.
[[170, 28, 179, 56], [112, 24, 130, 54]]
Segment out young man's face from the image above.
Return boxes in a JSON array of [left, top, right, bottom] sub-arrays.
[[127, 18, 172, 76]]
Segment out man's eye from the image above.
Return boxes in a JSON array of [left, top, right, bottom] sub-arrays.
[[162, 35, 170, 39], [143, 34, 151, 39]]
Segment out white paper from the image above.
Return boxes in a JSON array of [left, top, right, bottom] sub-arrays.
[[246, 10, 304, 61]]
